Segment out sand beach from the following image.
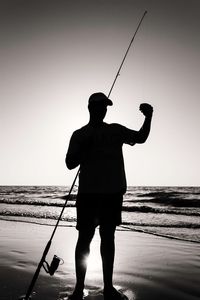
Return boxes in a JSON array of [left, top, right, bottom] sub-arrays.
[[0, 219, 200, 300]]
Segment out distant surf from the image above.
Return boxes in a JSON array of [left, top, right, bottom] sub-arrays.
[[0, 186, 200, 243]]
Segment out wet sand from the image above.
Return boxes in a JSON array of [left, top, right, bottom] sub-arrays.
[[0, 219, 200, 300]]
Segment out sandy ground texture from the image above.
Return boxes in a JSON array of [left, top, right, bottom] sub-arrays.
[[0, 220, 200, 300]]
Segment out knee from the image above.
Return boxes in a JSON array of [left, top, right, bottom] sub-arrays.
[[99, 226, 116, 243], [77, 228, 95, 248]]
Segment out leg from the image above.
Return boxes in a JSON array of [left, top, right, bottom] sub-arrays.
[[99, 224, 116, 291], [73, 227, 95, 297], [100, 225, 123, 299]]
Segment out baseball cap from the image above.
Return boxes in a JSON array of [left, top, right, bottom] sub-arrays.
[[88, 92, 113, 106]]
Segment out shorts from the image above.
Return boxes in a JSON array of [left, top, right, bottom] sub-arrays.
[[76, 193, 123, 230]]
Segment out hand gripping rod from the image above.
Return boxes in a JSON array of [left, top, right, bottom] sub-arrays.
[[20, 10, 147, 300]]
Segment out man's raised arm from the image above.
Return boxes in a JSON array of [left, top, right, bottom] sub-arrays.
[[135, 103, 153, 144]]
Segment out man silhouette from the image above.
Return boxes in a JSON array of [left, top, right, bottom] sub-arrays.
[[66, 92, 153, 300]]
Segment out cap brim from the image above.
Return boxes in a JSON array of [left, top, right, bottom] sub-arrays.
[[106, 99, 113, 106]]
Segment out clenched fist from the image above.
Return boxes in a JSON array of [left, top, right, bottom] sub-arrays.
[[139, 103, 153, 117]]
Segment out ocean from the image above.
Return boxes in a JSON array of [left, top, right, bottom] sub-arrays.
[[0, 186, 200, 243]]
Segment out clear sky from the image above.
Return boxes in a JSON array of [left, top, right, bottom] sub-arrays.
[[0, 0, 199, 186]]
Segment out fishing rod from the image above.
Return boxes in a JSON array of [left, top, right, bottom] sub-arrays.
[[108, 10, 147, 98], [18, 10, 147, 300]]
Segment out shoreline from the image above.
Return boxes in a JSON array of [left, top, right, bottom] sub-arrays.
[[1, 216, 200, 245], [0, 220, 200, 299]]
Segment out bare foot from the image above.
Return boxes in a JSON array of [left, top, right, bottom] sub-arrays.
[[68, 289, 84, 300], [104, 287, 123, 300]]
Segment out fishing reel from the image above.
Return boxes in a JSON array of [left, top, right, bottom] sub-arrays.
[[43, 255, 64, 276], [17, 255, 64, 299]]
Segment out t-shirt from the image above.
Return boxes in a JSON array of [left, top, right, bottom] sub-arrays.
[[67, 122, 137, 194]]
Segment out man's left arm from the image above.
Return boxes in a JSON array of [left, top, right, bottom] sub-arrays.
[[122, 103, 153, 145], [136, 103, 153, 144]]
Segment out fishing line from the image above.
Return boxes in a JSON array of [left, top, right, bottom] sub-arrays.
[[18, 10, 147, 300]]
